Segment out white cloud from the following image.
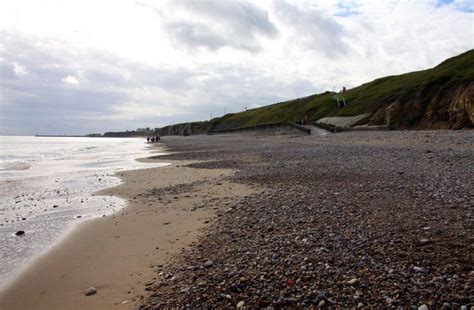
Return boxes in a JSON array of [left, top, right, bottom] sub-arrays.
[[12, 62, 29, 76], [0, 0, 472, 135], [162, 0, 278, 52], [273, 0, 349, 57], [61, 75, 79, 85]]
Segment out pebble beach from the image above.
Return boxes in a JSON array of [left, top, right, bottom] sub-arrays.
[[0, 130, 472, 309], [140, 131, 473, 309]]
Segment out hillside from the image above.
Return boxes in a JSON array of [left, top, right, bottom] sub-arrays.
[[98, 50, 472, 137], [156, 50, 473, 135]]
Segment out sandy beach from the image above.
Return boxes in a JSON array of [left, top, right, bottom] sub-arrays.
[[0, 152, 260, 309], [1, 0, 471, 308], [1, 131, 472, 309]]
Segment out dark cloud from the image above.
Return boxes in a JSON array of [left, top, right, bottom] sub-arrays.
[[163, 20, 271, 52], [165, 0, 278, 52], [164, 21, 240, 51], [175, 0, 278, 36], [273, 0, 350, 57], [165, 22, 234, 50]]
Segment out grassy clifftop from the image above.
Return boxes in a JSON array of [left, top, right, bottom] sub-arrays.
[[209, 50, 473, 131], [157, 50, 473, 135]]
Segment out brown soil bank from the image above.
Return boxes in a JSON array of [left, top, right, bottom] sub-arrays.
[[140, 132, 473, 309], [370, 79, 473, 130]]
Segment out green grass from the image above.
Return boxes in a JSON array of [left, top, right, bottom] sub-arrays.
[[210, 49, 473, 130], [164, 49, 474, 133]]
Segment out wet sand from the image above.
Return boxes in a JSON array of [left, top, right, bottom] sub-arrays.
[[0, 155, 260, 309]]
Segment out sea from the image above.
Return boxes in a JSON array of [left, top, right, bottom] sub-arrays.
[[0, 136, 166, 290]]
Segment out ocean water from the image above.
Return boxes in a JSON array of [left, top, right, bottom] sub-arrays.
[[0, 136, 166, 289]]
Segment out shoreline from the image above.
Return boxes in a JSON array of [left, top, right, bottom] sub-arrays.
[[0, 137, 165, 293], [2, 131, 471, 308], [0, 148, 261, 309]]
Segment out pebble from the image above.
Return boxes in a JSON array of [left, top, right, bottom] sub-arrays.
[[236, 300, 245, 308], [418, 305, 428, 310], [15, 230, 25, 236], [138, 132, 473, 308], [418, 239, 431, 245], [84, 287, 97, 296], [203, 259, 213, 268], [219, 293, 232, 300], [179, 288, 190, 294]]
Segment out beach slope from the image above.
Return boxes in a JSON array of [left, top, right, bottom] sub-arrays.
[[0, 158, 259, 309]]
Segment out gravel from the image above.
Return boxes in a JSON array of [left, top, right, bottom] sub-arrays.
[[140, 131, 473, 308]]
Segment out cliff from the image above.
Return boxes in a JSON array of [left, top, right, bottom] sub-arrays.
[[102, 50, 473, 137]]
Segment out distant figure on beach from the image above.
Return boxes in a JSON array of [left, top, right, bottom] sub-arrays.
[[146, 135, 160, 143]]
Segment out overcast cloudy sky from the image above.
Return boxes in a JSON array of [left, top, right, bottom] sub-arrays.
[[0, 0, 472, 135]]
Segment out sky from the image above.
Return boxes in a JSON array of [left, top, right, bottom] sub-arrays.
[[0, 0, 473, 135]]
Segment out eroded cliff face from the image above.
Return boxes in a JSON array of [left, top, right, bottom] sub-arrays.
[[158, 122, 205, 136], [448, 83, 474, 129], [371, 82, 473, 129]]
